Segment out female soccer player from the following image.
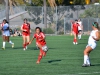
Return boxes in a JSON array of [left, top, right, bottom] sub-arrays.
[[71, 20, 79, 45], [78, 19, 83, 39], [82, 22, 100, 67], [1, 19, 14, 50], [29, 27, 48, 64], [21, 18, 31, 50]]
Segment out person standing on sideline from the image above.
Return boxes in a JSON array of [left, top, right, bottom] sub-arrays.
[[78, 19, 83, 39], [71, 20, 79, 45], [82, 22, 100, 67], [21, 18, 31, 50], [0, 19, 14, 50]]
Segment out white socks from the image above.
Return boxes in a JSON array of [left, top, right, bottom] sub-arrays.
[[78, 35, 81, 39], [3, 42, 6, 48], [9, 41, 13, 44], [84, 55, 90, 65]]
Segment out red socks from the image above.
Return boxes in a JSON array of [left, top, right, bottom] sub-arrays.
[[23, 42, 29, 48], [37, 55, 42, 62], [26, 42, 29, 46], [23, 44, 26, 48], [73, 39, 77, 43]]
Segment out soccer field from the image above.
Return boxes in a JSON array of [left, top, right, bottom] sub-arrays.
[[0, 35, 100, 75]]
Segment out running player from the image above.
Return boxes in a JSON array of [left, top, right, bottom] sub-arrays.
[[71, 20, 79, 45], [29, 27, 48, 64], [21, 18, 31, 50], [1, 19, 14, 50], [78, 19, 83, 39], [82, 22, 100, 67]]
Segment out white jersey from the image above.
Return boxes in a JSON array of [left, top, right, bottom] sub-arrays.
[[78, 21, 82, 30], [87, 30, 98, 49], [88, 30, 98, 44], [2, 23, 10, 36]]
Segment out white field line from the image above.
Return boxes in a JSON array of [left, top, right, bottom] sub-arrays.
[[61, 72, 100, 75]]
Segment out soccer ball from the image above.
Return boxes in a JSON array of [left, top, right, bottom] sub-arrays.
[[42, 45, 48, 52]]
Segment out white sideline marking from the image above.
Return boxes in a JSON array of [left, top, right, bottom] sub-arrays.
[[61, 72, 100, 75]]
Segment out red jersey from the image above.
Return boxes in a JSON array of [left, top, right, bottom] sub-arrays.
[[21, 23, 30, 36], [72, 23, 79, 34], [1, 23, 4, 27], [33, 32, 46, 46]]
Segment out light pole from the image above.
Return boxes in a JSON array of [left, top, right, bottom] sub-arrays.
[[43, 0, 47, 28], [5, 0, 9, 22]]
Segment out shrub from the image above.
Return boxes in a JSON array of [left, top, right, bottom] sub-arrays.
[[43, 28, 54, 34]]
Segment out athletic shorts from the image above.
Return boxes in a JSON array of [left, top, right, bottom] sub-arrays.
[[78, 30, 82, 33], [86, 42, 97, 50], [22, 32, 30, 36], [73, 31, 78, 35], [36, 42, 46, 46], [3, 31, 10, 36]]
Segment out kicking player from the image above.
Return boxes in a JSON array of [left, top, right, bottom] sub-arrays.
[[21, 18, 31, 50], [29, 27, 48, 64], [71, 20, 79, 45], [82, 22, 100, 67], [78, 19, 83, 39], [1, 19, 14, 50]]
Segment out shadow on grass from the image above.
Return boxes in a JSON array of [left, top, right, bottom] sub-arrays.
[[48, 60, 61, 63], [91, 64, 100, 66]]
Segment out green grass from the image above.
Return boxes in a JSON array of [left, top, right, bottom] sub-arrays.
[[0, 35, 100, 75]]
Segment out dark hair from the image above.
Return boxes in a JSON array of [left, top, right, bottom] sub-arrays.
[[78, 19, 81, 21], [75, 19, 78, 21], [24, 18, 27, 21], [3, 19, 9, 24], [35, 27, 42, 32], [92, 22, 99, 29]]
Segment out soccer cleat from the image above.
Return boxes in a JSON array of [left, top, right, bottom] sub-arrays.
[[26, 46, 27, 49], [12, 43, 14, 48], [23, 48, 26, 51], [82, 64, 90, 67], [76, 42, 78, 45], [73, 42, 75, 45], [2, 47, 5, 50], [36, 60, 40, 64]]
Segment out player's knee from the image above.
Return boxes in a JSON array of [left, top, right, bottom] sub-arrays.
[[84, 50, 87, 55]]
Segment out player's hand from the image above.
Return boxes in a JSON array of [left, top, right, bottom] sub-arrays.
[[29, 42, 31, 44]]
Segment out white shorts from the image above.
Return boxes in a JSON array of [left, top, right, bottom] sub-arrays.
[[3, 31, 10, 36], [86, 43, 97, 50]]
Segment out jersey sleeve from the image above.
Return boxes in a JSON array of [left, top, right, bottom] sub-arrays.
[[41, 32, 45, 38], [33, 34, 36, 38]]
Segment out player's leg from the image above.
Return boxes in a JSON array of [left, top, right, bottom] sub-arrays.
[[36, 43, 45, 64], [78, 31, 82, 39], [6, 36, 14, 48], [73, 32, 78, 44], [82, 46, 92, 67], [22, 35, 27, 50], [2, 35, 6, 50], [25, 35, 30, 49]]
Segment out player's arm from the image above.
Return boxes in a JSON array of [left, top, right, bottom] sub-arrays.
[[21, 25, 27, 32], [92, 31, 100, 41], [29, 37, 35, 44]]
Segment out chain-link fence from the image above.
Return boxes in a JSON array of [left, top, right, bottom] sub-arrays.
[[0, 5, 100, 35]]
